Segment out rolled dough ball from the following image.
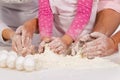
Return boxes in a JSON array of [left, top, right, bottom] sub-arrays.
[[33, 54, 42, 70], [0, 50, 8, 55], [8, 51, 17, 57], [0, 52, 8, 68], [24, 56, 35, 72], [15, 56, 25, 71], [7, 55, 17, 69]]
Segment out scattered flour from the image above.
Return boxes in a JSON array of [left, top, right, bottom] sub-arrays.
[[0, 45, 119, 72], [35, 45, 119, 70]]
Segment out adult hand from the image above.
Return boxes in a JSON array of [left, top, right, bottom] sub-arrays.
[[70, 34, 93, 56], [70, 40, 84, 56], [12, 18, 38, 56], [12, 26, 35, 56], [81, 32, 117, 59]]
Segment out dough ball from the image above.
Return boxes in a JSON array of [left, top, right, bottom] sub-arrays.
[[24, 56, 35, 72], [0, 50, 8, 55], [15, 56, 25, 71], [33, 54, 42, 70], [0, 53, 8, 68], [8, 51, 17, 57], [7, 55, 17, 69], [25, 54, 33, 58], [33, 54, 40, 62]]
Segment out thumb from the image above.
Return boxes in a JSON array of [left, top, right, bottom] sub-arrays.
[[16, 25, 23, 34], [90, 32, 104, 38]]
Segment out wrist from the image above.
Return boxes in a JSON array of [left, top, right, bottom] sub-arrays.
[[110, 37, 118, 52], [2, 28, 15, 41], [41, 36, 51, 42], [61, 34, 73, 46], [111, 31, 120, 51]]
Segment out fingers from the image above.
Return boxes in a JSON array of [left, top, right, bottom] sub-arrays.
[[71, 48, 77, 56], [16, 35, 23, 51], [12, 39, 18, 53], [82, 40, 99, 48], [49, 38, 61, 49], [24, 36, 32, 48], [21, 29, 28, 47], [12, 35, 23, 54], [15, 25, 23, 34], [19, 45, 35, 56], [90, 32, 105, 38], [82, 41, 106, 58], [38, 41, 46, 53], [79, 34, 92, 42], [26, 45, 35, 55], [20, 48, 27, 56], [49, 38, 67, 54], [54, 46, 64, 54]]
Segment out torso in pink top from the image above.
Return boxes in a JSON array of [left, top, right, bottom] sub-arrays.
[[39, 0, 93, 40]]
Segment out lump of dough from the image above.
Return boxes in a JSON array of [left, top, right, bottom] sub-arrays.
[[0, 50, 8, 55], [8, 51, 17, 56], [33, 54, 42, 70], [0, 51, 8, 68], [24, 56, 35, 72], [6, 54, 17, 69], [15, 56, 25, 71]]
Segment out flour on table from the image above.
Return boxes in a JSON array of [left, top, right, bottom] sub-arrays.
[[36, 45, 119, 69], [0, 45, 119, 72]]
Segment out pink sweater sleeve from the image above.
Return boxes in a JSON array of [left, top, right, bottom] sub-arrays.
[[39, 0, 53, 38], [66, 0, 93, 40]]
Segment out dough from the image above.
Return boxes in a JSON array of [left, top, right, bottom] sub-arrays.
[[0, 52, 8, 68], [15, 56, 25, 71], [23, 55, 35, 72], [0, 45, 119, 72], [7, 54, 17, 69], [8, 51, 17, 57], [35, 45, 119, 69]]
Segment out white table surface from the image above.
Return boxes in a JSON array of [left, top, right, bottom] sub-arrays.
[[0, 67, 120, 80]]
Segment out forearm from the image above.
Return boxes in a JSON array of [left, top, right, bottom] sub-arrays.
[[111, 31, 120, 50], [39, 0, 53, 39], [61, 34, 73, 46], [24, 18, 39, 33], [93, 9, 120, 36], [67, 0, 93, 40]]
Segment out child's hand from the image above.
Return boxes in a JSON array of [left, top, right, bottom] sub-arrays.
[[49, 34, 73, 54], [49, 37, 67, 54], [38, 37, 52, 53]]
